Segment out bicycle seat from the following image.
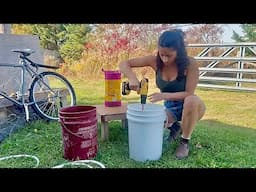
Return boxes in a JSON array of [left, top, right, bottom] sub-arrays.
[[12, 49, 35, 57]]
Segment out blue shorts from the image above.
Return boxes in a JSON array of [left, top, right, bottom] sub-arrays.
[[164, 100, 184, 121]]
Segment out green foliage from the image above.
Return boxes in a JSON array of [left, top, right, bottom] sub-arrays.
[[232, 24, 256, 56], [59, 24, 91, 63], [232, 24, 256, 42], [12, 24, 92, 64], [32, 24, 91, 63], [32, 24, 64, 50]]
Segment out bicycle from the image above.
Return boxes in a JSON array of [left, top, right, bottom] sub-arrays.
[[0, 49, 76, 121]]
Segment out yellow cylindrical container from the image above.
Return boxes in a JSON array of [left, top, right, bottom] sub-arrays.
[[103, 70, 121, 107]]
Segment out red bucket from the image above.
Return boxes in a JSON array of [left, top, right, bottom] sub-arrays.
[[59, 106, 98, 161]]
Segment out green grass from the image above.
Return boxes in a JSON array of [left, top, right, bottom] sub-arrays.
[[0, 79, 256, 168]]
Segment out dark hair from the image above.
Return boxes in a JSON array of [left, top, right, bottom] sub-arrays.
[[156, 29, 189, 81]]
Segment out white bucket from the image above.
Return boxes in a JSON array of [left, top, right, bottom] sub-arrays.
[[127, 103, 166, 162]]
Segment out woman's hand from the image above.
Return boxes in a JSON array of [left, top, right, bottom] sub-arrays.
[[128, 78, 140, 93], [148, 92, 165, 103]]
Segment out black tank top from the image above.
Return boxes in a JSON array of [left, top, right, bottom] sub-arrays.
[[156, 69, 187, 93]]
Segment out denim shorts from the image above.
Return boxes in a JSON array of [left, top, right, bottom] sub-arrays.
[[164, 100, 184, 121]]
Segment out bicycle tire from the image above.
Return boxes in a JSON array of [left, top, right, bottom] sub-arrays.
[[29, 71, 76, 121]]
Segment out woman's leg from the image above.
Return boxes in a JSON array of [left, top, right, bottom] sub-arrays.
[[175, 95, 206, 159], [165, 110, 176, 128], [164, 101, 183, 141], [181, 95, 206, 139]]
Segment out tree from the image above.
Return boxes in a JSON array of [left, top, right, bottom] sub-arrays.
[[232, 24, 256, 42], [12, 24, 92, 64], [32, 24, 91, 63], [58, 24, 91, 63], [184, 24, 224, 57], [185, 24, 224, 44], [232, 24, 256, 64], [82, 24, 172, 75]]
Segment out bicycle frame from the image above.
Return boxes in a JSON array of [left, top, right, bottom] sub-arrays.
[[0, 57, 52, 121]]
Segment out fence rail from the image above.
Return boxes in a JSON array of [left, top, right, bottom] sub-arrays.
[[187, 43, 256, 92]]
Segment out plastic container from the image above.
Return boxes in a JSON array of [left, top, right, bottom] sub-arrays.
[[126, 103, 166, 162], [59, 106, 98, 161], [103, 70, 121, 107]]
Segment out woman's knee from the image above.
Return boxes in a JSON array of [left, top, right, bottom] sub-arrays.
[[183, 95, 206, 119], [198, 99, 206, 120], [183, 95, 200, 111]]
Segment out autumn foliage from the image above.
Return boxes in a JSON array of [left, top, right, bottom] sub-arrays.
[[12, 24, 225, 79], [60, 24, 171, 79]]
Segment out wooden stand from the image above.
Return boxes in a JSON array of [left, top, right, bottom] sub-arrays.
[[94, 103, 128, 141]]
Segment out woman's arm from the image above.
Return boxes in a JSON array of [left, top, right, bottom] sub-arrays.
[[119, 55, 156, 91], [149, 58, 199, 102]]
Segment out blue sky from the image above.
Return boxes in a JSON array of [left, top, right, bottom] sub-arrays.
[[222, 24, 243, 42]]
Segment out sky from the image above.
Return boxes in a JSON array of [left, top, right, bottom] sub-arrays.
[[222, 24, 243, 42], [176, 24, 244, 43]]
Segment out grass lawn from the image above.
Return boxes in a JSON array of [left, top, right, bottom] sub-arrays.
[[0, 78, 256, 168]]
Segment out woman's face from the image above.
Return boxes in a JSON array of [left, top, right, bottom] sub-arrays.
[[158, 46, 177, 66]]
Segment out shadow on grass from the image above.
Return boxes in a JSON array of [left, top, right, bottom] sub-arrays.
[[0, 119, 255, 168], [96, 119, 256, 168]]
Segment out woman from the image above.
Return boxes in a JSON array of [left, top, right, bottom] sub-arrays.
[[119, 29, 206, 159]]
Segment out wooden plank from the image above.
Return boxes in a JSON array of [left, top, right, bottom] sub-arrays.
[[101, 116, 109, 141], [104, 114, 126, 121], [94, 103, 128, 116], [94, 103, 129, 141], [122, 119, 127, 129]]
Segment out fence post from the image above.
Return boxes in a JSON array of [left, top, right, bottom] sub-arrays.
[[236, 47, 245, 87]]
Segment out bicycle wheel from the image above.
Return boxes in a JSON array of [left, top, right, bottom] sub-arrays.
[[29, 71, 76, 121]]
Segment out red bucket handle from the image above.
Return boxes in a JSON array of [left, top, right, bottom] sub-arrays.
[[59, 116, 97, 125], [59, 119, 97, 139]]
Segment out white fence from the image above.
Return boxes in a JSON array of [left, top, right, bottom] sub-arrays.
[[187, 43, 256, 91]]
